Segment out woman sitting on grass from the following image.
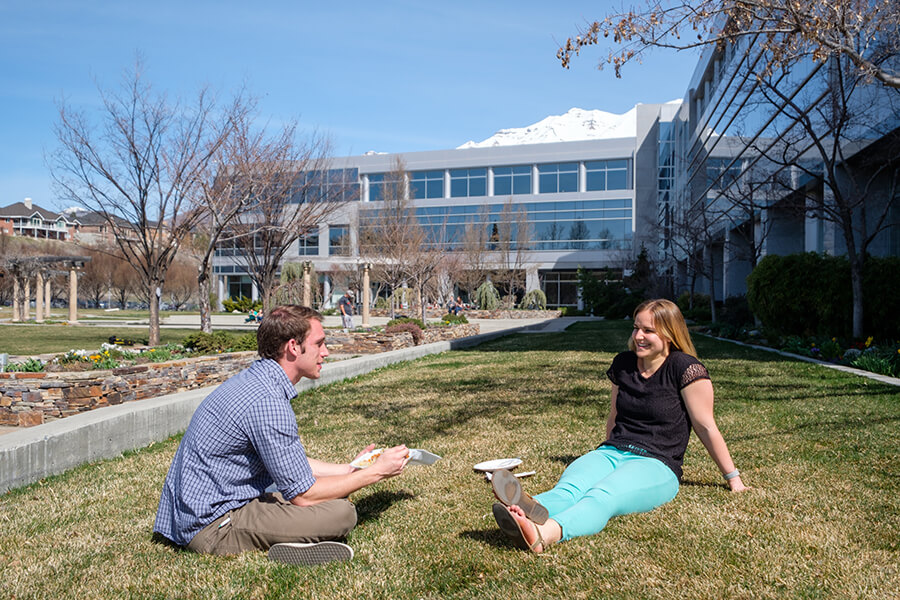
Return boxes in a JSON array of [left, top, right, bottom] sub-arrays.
[[491, 298, 747, 553]]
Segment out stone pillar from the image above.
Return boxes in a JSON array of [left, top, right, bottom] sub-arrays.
[[302, 262, 312, 308], [22, 279, 30, 320], [362, 263, 371, 327], [12, 276, 20, 321], [217, 276, 226, 311], [44, 277, 51, 315], [323, 274, 332, 308], [68, 266, 78, 324], [35, 272, 44, 322]]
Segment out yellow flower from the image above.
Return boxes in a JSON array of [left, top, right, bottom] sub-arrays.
[[866, 336, 873, 348]]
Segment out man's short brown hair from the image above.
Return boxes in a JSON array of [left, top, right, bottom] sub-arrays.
[[257, 305, 323, 360]]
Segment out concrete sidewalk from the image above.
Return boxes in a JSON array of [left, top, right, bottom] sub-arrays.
[[0, 315, 587, 492]]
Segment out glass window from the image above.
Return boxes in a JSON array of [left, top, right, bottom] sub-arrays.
[[450, 168, 487, 198], [706, 158, 742, 191], [586, 159, 631, 191], [538, 163, 578, 193], [298, 229, 319, 256], [410, 170, 444, 199], [493, 165, 532, 196], [368, 173, 385, 202], [329, 225, 350, 256], [227, 276, 253, 302], [295, 168, 359, 203]]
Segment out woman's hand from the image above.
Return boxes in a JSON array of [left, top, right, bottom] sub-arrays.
[[728, 475, 748, 492]]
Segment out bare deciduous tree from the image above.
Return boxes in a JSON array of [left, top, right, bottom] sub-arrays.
[[456, 207, 493, 302], [491, 198, 534, 309], [359, 159, 420, 318], [52, 61, 230, 344], [225, 128, 350, 312], [558, 0, 900, 88]]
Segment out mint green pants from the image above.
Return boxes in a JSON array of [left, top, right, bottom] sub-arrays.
[[534, 446, 679, 541]]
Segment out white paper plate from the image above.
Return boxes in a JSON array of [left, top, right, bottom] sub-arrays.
[[408, 449, 441, 466], [350, 448, 384, 469], [473, 458, 522, 472]]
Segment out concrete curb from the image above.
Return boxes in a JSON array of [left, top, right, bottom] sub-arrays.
[[696, 333, 900, 387], [0, 324, 536, 493]]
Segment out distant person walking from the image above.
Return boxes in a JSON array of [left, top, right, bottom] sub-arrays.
[[338, 291, 354, 331]]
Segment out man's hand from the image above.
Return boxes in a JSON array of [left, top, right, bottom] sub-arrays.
[[352, 444, 377, 464], [370, 444, 409, 479]]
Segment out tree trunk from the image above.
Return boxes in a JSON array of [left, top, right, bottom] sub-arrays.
[[148, 280, 161, 346], [849, 255, 865, 339], [198, 265, 212, 333], [708, 251, 718, 324]]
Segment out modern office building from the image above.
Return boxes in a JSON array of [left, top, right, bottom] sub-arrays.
[[213, 36, 897, 310], [667, 36, 900, 302], [213, 103, 682, 309]]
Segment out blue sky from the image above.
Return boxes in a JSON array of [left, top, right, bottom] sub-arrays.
[[0, 1, 699, 211]]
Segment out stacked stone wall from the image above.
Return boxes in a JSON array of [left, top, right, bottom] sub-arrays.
[[0, 352, 257, 427], [0, 323, 482, 428]]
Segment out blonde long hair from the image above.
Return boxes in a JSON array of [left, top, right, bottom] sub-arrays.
[[627, 299, 698, 358]]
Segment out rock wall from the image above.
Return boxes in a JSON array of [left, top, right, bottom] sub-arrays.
[[0, 352, 257, 427], [0, 323, 482, 428]]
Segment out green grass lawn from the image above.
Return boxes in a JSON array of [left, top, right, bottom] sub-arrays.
[[0, 325, 249, 356], [1, 321, 898, 599]]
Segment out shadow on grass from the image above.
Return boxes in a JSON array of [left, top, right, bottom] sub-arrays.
[[548, 455, 580, 467], [150, 531, 188, 552], [355, 489, 415, 524], [464, 321, 799, 364], [459, 527, 510, 550]]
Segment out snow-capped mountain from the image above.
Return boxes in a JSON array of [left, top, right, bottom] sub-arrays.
[[458, 105, 677, 148]]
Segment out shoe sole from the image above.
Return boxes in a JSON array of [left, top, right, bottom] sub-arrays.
[[268, 541, 354, 566], [491, 469, 549, 524]]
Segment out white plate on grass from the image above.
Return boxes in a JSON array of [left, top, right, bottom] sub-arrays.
[[473, 458, 522, 472]]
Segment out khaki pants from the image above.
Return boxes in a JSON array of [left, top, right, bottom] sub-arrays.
[[187, 493, 357, 556]]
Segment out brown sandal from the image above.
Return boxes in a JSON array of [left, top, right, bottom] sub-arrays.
[[492, 503, 545, 553], [491, 468, 549, 524]]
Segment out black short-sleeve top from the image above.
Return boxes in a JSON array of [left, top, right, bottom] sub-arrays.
[[604, 350, 710, 479]]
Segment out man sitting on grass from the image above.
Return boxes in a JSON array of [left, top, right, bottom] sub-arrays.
[[153, 304, 409, 565]]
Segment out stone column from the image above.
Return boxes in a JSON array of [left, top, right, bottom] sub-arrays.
[[362, 263, 371, 327], [12, 276, 20, 321], [22, 279, 30, 320], [217, 276, 226, 311], [44, 277, 51, 315], [323, 274, 332, 308], [302, 262, 311, 308], [35, 272, 44, 322], [68, 266, 78, 324]]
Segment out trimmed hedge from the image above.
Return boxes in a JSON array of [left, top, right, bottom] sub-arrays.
[[746, 253, 900, 339]]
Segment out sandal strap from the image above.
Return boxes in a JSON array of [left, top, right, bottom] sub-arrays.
[[527, 520, 545, 552]]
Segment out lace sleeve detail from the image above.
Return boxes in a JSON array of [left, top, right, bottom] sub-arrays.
[[680, 362, 709, 388]]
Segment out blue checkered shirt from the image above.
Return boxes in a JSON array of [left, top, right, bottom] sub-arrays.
[[153, 359, 316, 546]]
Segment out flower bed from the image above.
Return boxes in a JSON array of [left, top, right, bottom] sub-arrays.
[[701, 324, 900, 378]]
